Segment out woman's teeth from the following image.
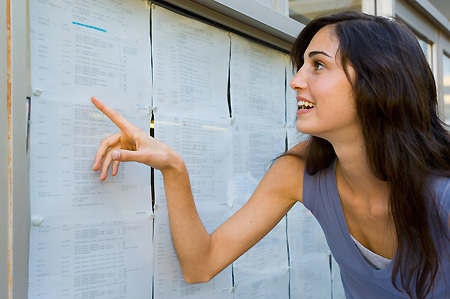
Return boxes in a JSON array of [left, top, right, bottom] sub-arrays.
[[298, 100, 315, 110]]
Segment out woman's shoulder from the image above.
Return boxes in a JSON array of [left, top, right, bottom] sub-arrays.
[[276, 141, 308, 175], [283, 140, 309, 159], [275, 140, 308, 167], [268, 141, 309, 203]]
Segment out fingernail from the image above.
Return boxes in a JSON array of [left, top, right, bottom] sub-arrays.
[[112, 150, 120, 160]]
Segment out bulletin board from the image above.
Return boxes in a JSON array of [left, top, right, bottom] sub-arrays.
[[23, 0, 344, 298]]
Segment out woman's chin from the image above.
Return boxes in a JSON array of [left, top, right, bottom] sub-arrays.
[[296, 124, 313, 135]]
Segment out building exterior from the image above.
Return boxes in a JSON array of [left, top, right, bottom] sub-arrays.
[[1, 1, 449, 298]]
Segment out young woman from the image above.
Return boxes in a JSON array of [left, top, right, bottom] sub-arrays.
[[92, 11, 450, 298]]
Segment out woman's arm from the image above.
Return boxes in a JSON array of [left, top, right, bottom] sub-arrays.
[[91, 97, 307, 283], [195, 153, 305, 282]]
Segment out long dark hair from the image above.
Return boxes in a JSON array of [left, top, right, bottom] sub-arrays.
[[290, 11, 450, 298]]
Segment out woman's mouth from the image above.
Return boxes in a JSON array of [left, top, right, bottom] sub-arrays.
[[297, 100, 315, 110]]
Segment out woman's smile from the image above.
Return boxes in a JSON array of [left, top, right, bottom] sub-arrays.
[[297, 96, 315, 115]]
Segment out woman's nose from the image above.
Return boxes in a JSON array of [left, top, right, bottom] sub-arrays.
[[289, 68, 307, 90]]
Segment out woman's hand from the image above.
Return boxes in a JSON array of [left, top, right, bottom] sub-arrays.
[[91, 97, 183, 181]]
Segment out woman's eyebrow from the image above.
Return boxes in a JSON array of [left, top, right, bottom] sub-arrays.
[[308, 51, 332, 58]]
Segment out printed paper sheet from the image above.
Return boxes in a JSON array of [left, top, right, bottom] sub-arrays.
[[28, 212, 153, 298], [29, 0, 152, 104]]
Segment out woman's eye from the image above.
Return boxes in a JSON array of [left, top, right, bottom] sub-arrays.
[[314, 61, 324, 70]]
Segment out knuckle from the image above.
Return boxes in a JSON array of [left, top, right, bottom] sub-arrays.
[[100, 136, 110, 145]]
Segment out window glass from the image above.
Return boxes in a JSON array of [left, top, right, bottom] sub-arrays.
[[289, 0, 362, 24], [443, 53, 450, 125], [416, 36, 433, 66]]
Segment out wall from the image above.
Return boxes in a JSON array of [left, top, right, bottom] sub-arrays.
[[0, 0, 10, 297], [7, 0, 450, 298]]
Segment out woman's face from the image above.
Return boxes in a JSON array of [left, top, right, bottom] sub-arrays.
[[290, 26, 360, 143]]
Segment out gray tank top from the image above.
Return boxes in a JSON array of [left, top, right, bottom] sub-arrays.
[[302, 160, 450, 298]]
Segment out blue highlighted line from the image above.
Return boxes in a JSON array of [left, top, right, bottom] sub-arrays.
[[72, 22, 106, 33]]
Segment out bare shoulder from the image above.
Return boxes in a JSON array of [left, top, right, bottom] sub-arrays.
[[263, 140, 309, 203], [285, 140, 309, 157]]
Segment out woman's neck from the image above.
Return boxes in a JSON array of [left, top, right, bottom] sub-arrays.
[[332, 137, 389, 204]]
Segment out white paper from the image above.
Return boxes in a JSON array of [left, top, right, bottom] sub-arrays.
[[289, 253, 332, 299], [287, 203, 329, 254], [232, 212, 288, 274], [331, 256, 346, 299], [232, 207, 289, 298], [231, 119, 285, 206], [152, 6, 230, 122], [28, 212, 153, 299], [228, 34, 289, 297], [229, 35, 286, 206], [153, 204, 233, 299], [230, 34, 286, 126], [233, 270, 289, 298], [287, 203, 331, 299], [30, 93, 152, 215], [285, 56, 309, 149], [154, 116, 233, 206], [29, 0, 152, 104]]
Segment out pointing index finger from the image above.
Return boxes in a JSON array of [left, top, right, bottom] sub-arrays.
[[91, 97, 134, 131]]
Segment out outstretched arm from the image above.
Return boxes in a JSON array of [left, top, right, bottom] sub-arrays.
[[92, 97, 306, 283]]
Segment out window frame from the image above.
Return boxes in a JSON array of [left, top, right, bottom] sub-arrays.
[[396, 0, 450, 119]]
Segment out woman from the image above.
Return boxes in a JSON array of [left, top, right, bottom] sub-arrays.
[[92, 11, 450, 298]]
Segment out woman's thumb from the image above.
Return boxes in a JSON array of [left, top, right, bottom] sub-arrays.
[[112, 150, 135, 162], [112, 149, 150, 165]]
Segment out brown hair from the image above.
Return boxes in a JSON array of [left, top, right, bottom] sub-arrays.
[[291, 11, 450, 298]]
